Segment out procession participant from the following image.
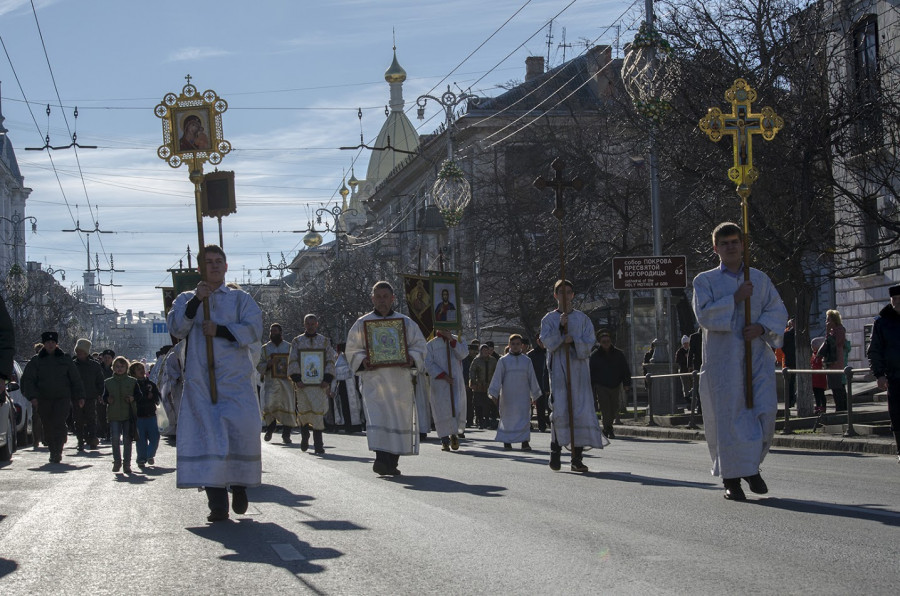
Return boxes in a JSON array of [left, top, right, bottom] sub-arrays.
[[166, 245, 263, 522], [103, 356, 141, 474], [160, 341, 185, 438], [425, 329, 468, 452], [345, 281, 427, 476], [540, 280, 608, 473], [866, 284, 900, 464], [21, 331, 85, 464], [488, 334, 541, 451], [258, 323, 297, 443], [692, 222, 787, 501], [331, 342, 364, 433], [72, 338, 105, 451], [288, 314, 336, 454]]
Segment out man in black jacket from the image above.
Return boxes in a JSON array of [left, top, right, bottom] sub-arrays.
[[867, 285, 900, 463], [21, 331, 85, 463], [589, 329, 632, 439], [527, 336, 550, 432], [72, 338, 105, 450]]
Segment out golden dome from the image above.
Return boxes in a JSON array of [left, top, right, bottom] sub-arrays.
[[384, 48, 407, 84], [340, 181, 350, 198], [348, 172, 359, 188]]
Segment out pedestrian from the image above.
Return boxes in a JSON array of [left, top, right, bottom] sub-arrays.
[[288, 314, 336, 454], [258, 323, 297, 444], [97, 349, 115, 441], [488, 333, 541, 451], [72, 338, 104, 451], [468, 344, 497, 429], [160, 341, 184, 438], [129, 360, 161, 468], [166, 244, 264, 522], [528, 335, 551, 432], [345, 281, 427, 476], [103, 356, 141, 474], [540, 280, 608, 473], [817, 309, 848, 411], [810, 337, 828, 415], [330, 342, 364, 433], [866, 284, 900, 464], [21, 331, 85, 464], [462, 339, 479, 428], [692, 222, 788, 500], [675, 334, 692, 403], [589, 329, 632, 439], [425, 329, 468, 452]]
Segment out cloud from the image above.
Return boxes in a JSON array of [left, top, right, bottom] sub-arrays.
[[166, 46, 231, 62]]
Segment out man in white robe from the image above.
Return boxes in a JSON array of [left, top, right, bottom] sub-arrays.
[[488, 334, 541, 451], [345, 281, 427, 476], [425, 330, 468, 451], [160, 340, 185, 438], [693, 222, 787, 500], [166, 245, 263, 522], [541, 279, 608, 473], [258, 323, 296, 444], [288, 314, 336, 455], [331, 342, 364, 432]]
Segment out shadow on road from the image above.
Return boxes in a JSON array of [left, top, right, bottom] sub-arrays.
[[305, 452, 372, 465], [0, 557, 17, 579], [753, 498, 900, 527], [768, 448, 870, 458], [27, 462, 92, 473], [591, 471, 720, 490], [252, 483, 316, 508], [390, 474, 506, 497], [188, 519, 341, 577]]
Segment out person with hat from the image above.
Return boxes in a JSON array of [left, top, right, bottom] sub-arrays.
[[867, 284, 900, 464], [21, 332, 85, 463], [72, 338, 105, 451], [675, 334, 692, 404]]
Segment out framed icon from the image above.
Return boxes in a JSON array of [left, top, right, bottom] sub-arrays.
[[271, 353, 289, 380], [429, 273, 460, 330], [297, 350, 325, 384], [364, 319, 409, 368]]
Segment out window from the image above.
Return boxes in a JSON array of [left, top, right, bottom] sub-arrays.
[[852, 16, 880, 147]]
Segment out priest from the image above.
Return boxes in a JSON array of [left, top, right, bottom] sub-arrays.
[[692, 222, 787, 501], [345, 281, 427, 476], [258, 323, 296, 444]]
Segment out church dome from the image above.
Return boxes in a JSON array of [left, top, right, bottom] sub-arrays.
[[384, 49, 407, 84]]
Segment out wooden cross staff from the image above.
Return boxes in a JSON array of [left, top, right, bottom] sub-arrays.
[[699, 78, 783, 409], [534, 158, 583, 450]]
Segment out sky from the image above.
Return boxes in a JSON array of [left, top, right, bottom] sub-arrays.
[[0, 0, 639, 316]]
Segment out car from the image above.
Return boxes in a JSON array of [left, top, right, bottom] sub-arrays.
[[9, 361, 31, 446], [0, 377, 17, 461]]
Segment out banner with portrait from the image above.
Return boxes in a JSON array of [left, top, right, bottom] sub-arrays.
[[403, 275, 433, 338], [429, 272, 461, 331]]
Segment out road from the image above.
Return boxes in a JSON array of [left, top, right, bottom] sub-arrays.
[[0, 428, 897, 595]]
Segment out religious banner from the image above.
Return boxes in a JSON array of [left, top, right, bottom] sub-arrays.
[[296, 350, 324, 384], [172, 269, 203, 296], [161, 287, 176, 315], [403, 274, 433, 338], [271, 353, 289, 380], [429, 272, 461, 331]]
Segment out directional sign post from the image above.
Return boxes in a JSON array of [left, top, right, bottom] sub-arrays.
[[613, 255, 687, 290]]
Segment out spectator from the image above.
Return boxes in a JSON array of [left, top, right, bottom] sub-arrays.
[[589, 329, 632, 439]]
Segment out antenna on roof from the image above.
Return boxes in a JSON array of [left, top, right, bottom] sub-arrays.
[[545, 20, 554, 70]]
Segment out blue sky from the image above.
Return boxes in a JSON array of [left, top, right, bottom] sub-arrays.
[[0, 0, 637, 314]]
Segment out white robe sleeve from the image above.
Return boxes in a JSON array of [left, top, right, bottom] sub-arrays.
[[692, 273, 737, 333], [487, 357, 506, 398]]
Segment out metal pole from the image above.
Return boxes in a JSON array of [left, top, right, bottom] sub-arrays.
[[646, 373, 656, 426], [629, 290, 638, 420], [781, 368, 793, 435], [687, 370, 699, 429], [844, 366, 856, 437], [473, 260, 481, 340]]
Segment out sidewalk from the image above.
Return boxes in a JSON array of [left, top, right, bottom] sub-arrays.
[[610, 401, 897, 456]]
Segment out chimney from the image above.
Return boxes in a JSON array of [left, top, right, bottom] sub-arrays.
[[525, 56, 545, 82]]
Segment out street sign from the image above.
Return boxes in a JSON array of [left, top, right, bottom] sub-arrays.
[[613, 255, 687, 290]]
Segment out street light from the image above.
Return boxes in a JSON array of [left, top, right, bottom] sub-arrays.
[[622, 2, 674, 365], [295, 204, 358, 259]]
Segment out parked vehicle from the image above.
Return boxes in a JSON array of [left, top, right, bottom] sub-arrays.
[[9, 362, 30, 446], [0, 380, 17, 461]]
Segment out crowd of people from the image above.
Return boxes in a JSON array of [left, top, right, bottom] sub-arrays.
[[7, 228, 900, 524]]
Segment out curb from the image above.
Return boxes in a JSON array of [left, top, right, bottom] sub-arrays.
[[613, 425, 896, 456]]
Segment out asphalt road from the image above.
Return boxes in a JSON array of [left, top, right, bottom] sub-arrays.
[[0, 428, 897, 595]]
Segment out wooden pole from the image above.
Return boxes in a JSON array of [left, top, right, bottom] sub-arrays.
[[739, 185, 753, 409], [190, 160, 218, 404]]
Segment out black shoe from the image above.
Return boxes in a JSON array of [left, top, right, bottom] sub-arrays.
[[207, 510, 229, 522], [549, 451, 561, 471], [373, 461, 392, 476], [503, 443, 513, 450], [743, 473, 768, 494], [723, 478, 747, 501], [458, 432, 466, 438], [314, 447, 325, 455], [450, 435, 460, 451], [388, 467, 402, 476], [441, 438, 450, 452], [299, 434, 308, 451], [571, 460, 589, 473], [231, 486, 248, 514], [283, 433, 293, 445], [605, 428, 615, 439], [123, 465, 132, 475], [420, 433, 428, 441], [264, 427, 274, 442], [521, 442, 532, 452]]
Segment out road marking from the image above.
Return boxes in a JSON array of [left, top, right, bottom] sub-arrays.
[[271, 543, 306, 561]]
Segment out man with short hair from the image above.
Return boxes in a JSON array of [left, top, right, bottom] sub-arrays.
[[72, 338, 105, 450], [589, 329, 632, 439], [258, 323, 297, 444], [288, 315, 336, 454], [345, 281, 427, 476], [21, 332, 85, 463], [462, 339, 479, 428], [528, 335, 551, 432], [425, 329, 468, 451], [469, 344, 497, 429], [692, 222, 788, 501], [167, 245, 263, 522], [541, 280, 608, 472], [97, 348, 115, 441], [867, 284, 900, 464]]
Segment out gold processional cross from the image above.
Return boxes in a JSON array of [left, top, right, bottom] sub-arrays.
[[699, 78, 783, 409]]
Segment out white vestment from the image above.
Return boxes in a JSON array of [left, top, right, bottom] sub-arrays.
[[160, 341, 185, 436], [489, 352, 542, 443], [288, 333, 336, 430], [346, 310, 427, 455], [167, 284, 263, 489], [331, 353, 365, 426], [424, 335, 468, 437], [541, 309, 608, 449], [257, 340, 296, 426], [693, 266, 787, 478]]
